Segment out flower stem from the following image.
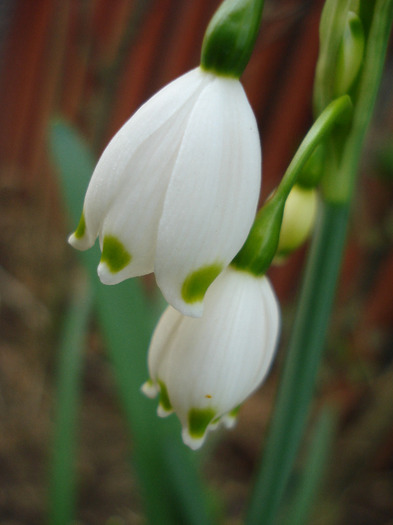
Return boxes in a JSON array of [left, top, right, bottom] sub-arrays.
[[232, 95, 352, 276], [245, 2, 393, 524], [246, 200, 349, 525], [322, 0, 393, 202]]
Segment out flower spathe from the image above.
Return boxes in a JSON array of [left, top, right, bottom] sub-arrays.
[[69, 67, 261, 317], [141, 267, 280, 450]]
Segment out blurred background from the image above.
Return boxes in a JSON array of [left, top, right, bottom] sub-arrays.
[[0, 0, 392, 523]]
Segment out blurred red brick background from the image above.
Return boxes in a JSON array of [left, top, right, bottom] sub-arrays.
[[0, 1, 392, 523]]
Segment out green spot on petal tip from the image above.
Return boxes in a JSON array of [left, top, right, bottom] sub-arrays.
[[181, 263, 223, 304], [158, 381, 172, 412], [188, 407, 216, 438], [229, 405, 241, 418], [100, 235, 132, 273], [74, 212, 86, 239]]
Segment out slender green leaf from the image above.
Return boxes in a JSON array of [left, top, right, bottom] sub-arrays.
[[246, 3, 393, 524], [246, 201, 349, 525], [49, 120, 212, 525], [49, 275, 92, 525], [283, 407, 336, 525]]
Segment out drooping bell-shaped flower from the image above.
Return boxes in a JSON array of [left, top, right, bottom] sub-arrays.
[[69, 67, 261, 317], [141, 266, 280, 450]]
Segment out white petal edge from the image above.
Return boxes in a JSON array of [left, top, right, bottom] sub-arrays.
[[73, 67, 212, 251], [160, 269, 279, 431], [155, 77, 261, 316]]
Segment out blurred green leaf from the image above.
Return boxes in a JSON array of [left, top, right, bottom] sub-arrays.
[[283, 407, 336, 525], [246, 2, 393, 523], [49, 274, 92, 525], [49, 120, 212, 525]]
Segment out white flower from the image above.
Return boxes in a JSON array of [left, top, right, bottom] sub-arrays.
[[69, 67, 261, 317], [141, 267, 280, 450]]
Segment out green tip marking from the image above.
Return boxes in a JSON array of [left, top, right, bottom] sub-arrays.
[[158, 381, 172, 412], [74, 212, 86, 239], [181, 263, 223, 304], [188, 407, 216, 438], [228, 405, 241, 419], [100, 235, 131, 273]]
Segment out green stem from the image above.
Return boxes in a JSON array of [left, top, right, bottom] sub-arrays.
[[283, 406, 336, 525], [245, 2, 393, 524], [323, 0, 393, 202], [276, 96, 351, 201], [246, 201, 349, 525], [49, 275, 92, 525], [232, 95, 351, 275], [313, 0, 351, 114]]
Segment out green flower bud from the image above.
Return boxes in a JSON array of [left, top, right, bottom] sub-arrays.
[[334, 11, 365, 96], [201, 0, 264, 78], [275, 185, 318, 262], [297, 145, 325, 189]]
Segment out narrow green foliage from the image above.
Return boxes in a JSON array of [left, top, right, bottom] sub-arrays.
[[246, 3, 393, 524], [49, 276, 92, 525], [49, 120, 212, 525], [246, 202, 350, 525], [283, 407, 336, 525]]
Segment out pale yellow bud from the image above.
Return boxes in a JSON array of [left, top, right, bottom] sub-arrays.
[[276, 185, 318, 262]]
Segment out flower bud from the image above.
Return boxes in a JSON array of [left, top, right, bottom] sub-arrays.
[[142, 267, 280, 450], [201, 0, 264, 78], [334, 11, 365, 96], [296, 145, 325, 189], [275, 185, 318, 261]]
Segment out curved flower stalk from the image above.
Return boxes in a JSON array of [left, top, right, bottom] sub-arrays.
[[69, 67, 261, 317], [141, 267, 280, 450]]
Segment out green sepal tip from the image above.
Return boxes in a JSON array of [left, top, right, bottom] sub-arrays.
[[100, 235, 132, 273], [201, 0, 265, 78], [188, 407, 217, 438]]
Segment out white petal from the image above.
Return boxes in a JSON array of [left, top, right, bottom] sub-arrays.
[[72, 67, 209, 251], [220, 412, 238, 429], [160, 269, 279, 432], [155, 77, 261, 316], [157, 404, 173, 418], [96, 106, 192, 284], [146, 306, 182, 385], [140, 380, 158, 399]]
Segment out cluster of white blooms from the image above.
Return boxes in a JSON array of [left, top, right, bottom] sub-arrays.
[[69, 67, 261, 317], [142, 268, 279, 449], [70, 66, 280, 449]]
